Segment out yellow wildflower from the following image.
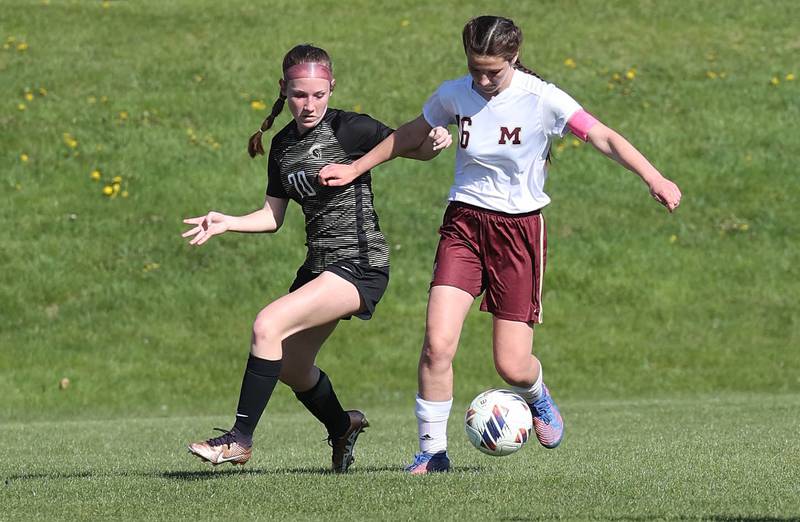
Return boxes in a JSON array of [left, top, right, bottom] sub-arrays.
[[102, 0, 111, 8], [119, 111, 128, 120], [21, 153, 29, 162], [193, 74, 203, 83], [786, 73, 795, 81], [100, 96, 108, 103], [121, 190, 129, 198], [626, 69, 636, 80], [62, 133, 78, 148], [400, 20, 410, 27], [39, 87, 47, 96], [102, 186, 113, 196], [6, 36, 15, 43], [706, 71, 718, 80], [24, 92, 34, 101], [18, 103, 26, 111], [17, 42, 28, 51], [112, 176, 122, 183], [251, 100, 267, 111], [571, 138, 580, 147], [669, 235, 678, 243], [564, 58, 576, 69], [770, 76, 780, 86], [87, 96, 97, 104], [90, 169, 102, 181], [612, 72, 621, 82], [353, 104, 362, 113]]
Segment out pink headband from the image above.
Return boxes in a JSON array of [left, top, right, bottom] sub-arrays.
[[284, 63, 332, 82]]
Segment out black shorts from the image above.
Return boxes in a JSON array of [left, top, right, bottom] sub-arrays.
[[289, 261, 390, 320]]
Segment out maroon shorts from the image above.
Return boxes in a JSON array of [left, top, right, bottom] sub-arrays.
[[430, 202, 547, 323]]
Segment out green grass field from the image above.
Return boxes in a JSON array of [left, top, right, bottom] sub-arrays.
[[5, 395, 800, 520], [1, 0, 799, 519]]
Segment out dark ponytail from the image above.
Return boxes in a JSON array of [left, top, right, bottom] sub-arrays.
[[247, 44, 333, 158]]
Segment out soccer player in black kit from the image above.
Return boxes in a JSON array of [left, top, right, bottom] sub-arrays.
[[182, 44, 452, 472]]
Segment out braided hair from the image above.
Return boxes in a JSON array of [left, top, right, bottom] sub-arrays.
[[247, 44, 333, 158]]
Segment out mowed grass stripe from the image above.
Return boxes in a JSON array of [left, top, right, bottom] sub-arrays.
[[3, 394, 799, 520]]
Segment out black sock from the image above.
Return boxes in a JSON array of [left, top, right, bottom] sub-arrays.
[[294, 369, 350, 438], [232, 354, 283, 445]]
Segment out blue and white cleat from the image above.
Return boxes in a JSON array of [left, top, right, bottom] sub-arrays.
[[404, 451, 451, 474], [530, 384, 564, 449]]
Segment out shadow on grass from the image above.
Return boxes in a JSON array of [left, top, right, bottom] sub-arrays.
[[160, 464, 483, 480], [5, 465, 484, 483]]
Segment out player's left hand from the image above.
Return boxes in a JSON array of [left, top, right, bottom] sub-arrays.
[[429, 126, 452, 151], [648, 177, 682, 212], [319, 163, 359, 187]]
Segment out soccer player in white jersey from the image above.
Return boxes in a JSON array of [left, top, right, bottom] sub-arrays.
[[320, 16, 681, 473], [182, 44, 451, 473]]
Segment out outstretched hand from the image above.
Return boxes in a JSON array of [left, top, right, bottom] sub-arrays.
[[182, 211, 229, 246], [648, 177, 682, 212]]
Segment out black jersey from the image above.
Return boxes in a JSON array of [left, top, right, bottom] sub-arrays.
[[266, 109, 393, 273]]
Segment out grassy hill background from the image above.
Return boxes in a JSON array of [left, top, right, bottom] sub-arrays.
[[2, 0, 798, 422]]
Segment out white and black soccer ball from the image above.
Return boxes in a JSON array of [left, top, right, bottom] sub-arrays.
[[464, 389, 533, 456]]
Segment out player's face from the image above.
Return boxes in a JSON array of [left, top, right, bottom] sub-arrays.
[[285, 77, 332, 130], [467, 54, 515, 97]]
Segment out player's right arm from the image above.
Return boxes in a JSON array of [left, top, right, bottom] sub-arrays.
[[182, 195, 289, 246], [319, 115, 434, 186]]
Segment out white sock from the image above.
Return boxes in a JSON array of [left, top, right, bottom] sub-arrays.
[[415, 394, 452, 454], [511, 366, 543, 403]]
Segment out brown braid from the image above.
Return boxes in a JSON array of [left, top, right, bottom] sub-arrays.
[[247, 94, 287, 158], [512, 59, 545, 81], [246, 44, 333, 158]]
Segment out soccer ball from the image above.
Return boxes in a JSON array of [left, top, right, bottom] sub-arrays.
[[464, 389, 533, 456]]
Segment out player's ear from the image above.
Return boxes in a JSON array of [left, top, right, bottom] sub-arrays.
[[510, 53, 519, 66], [279, 78, 286, 97], [329, 79, 336, 94]]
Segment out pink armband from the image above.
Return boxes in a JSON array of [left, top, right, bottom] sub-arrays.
[[567, 109, 599, 141]]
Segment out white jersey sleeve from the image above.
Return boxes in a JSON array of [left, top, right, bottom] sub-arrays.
[[541, 84, 582, 138], [422, 82, 458, 128]]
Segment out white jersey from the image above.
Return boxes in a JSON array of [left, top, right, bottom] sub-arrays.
[[423, 69, 582, 213]]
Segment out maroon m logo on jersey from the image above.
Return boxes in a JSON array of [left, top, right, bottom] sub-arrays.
[[499, 126, 522, 145]]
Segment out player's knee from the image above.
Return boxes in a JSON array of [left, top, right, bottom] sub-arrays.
[[494, 358, 530, 387], [421, 332, 457, 369], [252, 311, 283, 345]]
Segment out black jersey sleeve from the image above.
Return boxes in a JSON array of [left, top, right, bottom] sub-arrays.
[[332, 110, 394, 160], [265, 143, 288, 198]]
